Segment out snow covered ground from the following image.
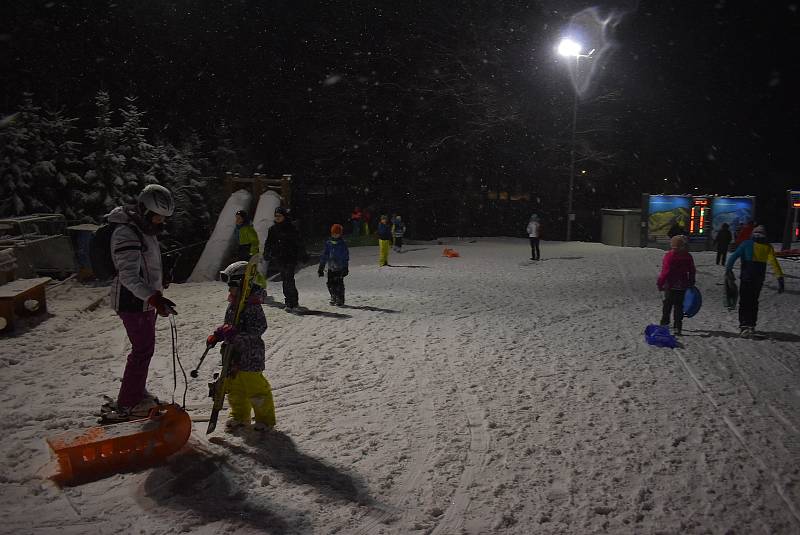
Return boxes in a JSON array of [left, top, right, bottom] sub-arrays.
[[1, 239, 799, 534]]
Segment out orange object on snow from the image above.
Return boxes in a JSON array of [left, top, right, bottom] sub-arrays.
[[442, 247, 460, 258], [46, 404, 191, 486]]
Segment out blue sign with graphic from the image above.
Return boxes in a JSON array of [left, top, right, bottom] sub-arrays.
[[711, 197, 754, 239], [647, 195, 691, 239]]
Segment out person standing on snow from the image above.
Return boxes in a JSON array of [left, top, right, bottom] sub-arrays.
[[263, 207, 307, 311], [667, 220, 686, 238], [377, 214, 392, 266], [734, 220, 755, 247], [526, 214, 542, 261], [657, 235, 696, 335], [318, 223, 350, 306], [350, 207, 363, 236], [713, 222, 733, 265], [392, 215, 406, 253], [726, 224, 785, 338], [207, 261, 276, 432], [107, 184, 177, 418], [234, 209, 260, 262]]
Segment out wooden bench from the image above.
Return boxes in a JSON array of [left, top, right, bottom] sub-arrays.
[[0, 277, 51, 333]]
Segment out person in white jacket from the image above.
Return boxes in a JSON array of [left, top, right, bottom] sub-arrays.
[[526, 214, 542, 260], [107, 184, 176, 417]]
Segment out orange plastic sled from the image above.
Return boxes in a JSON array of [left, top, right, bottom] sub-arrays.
[[46, 404, 191, 486], [442, 247, 460, 258]]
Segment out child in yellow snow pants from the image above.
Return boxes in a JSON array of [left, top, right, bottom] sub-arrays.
[[378, 239, 391, 266], [226, 371, 275, 427], [210, 261, 277, 431], [377, 214, 392, 266]]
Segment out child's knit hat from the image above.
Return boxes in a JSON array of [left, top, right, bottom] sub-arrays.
[[331, 223, 343, 235], [670, 235, 687, 250]]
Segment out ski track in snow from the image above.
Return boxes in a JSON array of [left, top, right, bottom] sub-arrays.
[[1, 239, 799, 534]]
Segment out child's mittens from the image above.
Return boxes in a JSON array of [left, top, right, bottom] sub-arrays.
[[213, 324, 239, 342]]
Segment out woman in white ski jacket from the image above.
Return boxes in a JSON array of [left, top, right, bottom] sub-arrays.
[[108, 185, 177, 415], [526, 214, 542, 261]]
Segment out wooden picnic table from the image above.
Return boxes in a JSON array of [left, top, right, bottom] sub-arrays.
[[0, 277, 51, 333]]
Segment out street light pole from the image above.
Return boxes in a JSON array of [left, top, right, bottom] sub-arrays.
[[557, 38, 593, 242], [566, 69, 579, 242]]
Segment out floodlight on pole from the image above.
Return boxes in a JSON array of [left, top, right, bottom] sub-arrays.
[[557, 37, 594, 242], [557, 38, 582, 57]]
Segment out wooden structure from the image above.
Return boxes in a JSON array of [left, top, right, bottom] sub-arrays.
[[0, 214, 76, 278], [0, 276, 51, 333], [223, 173, 292, 211]]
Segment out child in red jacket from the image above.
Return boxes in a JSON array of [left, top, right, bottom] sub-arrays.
[[657, 235, 696, 335]]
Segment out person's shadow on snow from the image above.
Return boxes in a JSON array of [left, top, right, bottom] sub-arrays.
[[214, 431, 372, 505], [689, 329, 800, 342], [139, 446, 294, 534], [338, 304, 399, 313], [384, 264, 430, 268]]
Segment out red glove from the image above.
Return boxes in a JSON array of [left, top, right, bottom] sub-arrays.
[[148, 292, 176, 317], [213, 324, 238, 342]]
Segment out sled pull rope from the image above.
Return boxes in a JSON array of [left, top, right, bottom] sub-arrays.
[[169, 315, 188, 408]]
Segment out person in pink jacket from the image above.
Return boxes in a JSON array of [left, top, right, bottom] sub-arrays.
[[657, 235, 696, 335]]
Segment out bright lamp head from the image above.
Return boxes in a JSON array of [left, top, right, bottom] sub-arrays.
[[557, 38, 582, 57]]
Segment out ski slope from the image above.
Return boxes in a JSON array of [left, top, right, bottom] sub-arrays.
[[1, 239, 799, 534]]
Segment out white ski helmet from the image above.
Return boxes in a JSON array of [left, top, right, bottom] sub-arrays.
[[138, 184, 175, 216], [220, 260, 249, 285]]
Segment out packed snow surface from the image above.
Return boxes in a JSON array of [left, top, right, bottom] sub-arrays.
[[1, 239, 799, 534]]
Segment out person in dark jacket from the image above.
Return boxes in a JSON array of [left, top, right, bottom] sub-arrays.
[[350, 207, 362, 236], [377, 214, 392, 266], [667, 220, 686, 238], [263, 207, 307, 311], [318, 223, 350, 306], [713, 223, 733, 265]]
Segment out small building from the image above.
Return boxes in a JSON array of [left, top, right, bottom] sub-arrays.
[[600, 209, 643, 247]]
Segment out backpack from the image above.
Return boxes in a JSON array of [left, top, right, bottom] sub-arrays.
[[89, 223, 146, 280]]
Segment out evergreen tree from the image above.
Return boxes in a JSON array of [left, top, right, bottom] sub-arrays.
[[0, 109, 31, 216], [83, 90, 125, 215], [210, 120, 240, 176], [150, 138, 211, 246], [36, 107, 85, 219], [118, 95, 156, 197], [0, 94, 83, 218]]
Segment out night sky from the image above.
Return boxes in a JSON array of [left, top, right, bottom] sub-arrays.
[[3, 1, 799, 237]]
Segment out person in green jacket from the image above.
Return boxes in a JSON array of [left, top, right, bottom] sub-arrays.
[[235, 210, 260, 261]]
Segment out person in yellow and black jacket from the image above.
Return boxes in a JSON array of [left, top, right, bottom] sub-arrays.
[[725, 225, 785, 338], [234, 210, 260, 262]]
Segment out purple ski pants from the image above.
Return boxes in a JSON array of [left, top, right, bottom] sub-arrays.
[[117, 309, 157, 408]]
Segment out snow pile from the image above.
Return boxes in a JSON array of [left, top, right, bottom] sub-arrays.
[[188, 188, 252, 282], [1, 239, 798, 534]]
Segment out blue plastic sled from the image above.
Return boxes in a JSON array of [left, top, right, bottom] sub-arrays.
[[644, 324, 678, 348], [683, 286, 702, 318]]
